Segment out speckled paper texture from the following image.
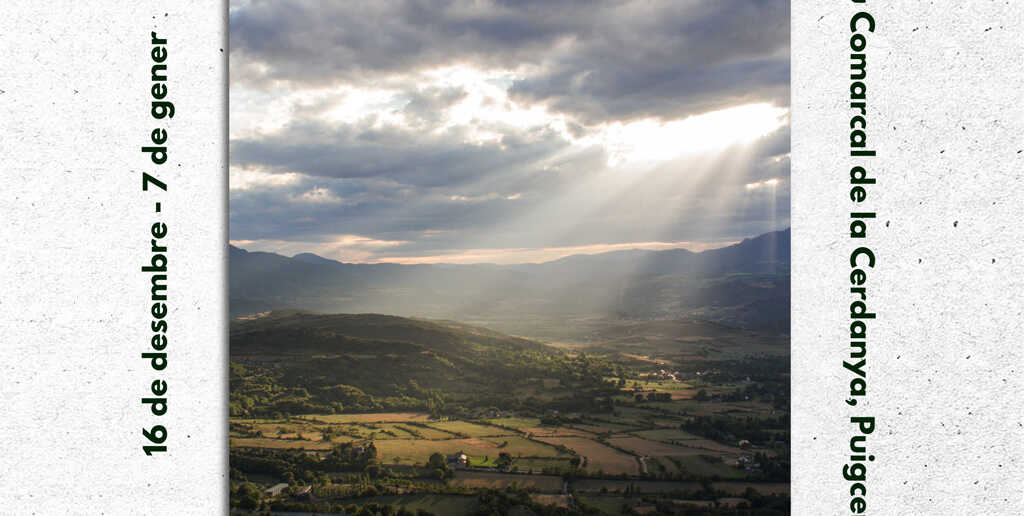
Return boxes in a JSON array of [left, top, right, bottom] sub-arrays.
[[793, 2, 1024, 514], [3, 1, 1023, 514], [0, 2, 227, 514]]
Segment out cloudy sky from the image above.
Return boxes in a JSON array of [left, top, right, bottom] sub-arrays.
[[229, 0, 790, 264]]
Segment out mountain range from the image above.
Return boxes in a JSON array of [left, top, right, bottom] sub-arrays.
[[230, 228, 790, 333]]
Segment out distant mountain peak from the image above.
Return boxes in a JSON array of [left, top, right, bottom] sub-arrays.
[[292, 252, 342, 266], [229, 228, 790, 267]]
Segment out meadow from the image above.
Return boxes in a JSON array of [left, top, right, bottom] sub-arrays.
[[231, 379, 785, 478], [229, 312, 790, 514]]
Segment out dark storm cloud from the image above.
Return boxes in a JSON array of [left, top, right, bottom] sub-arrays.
[[229, 123, 789, 254], [230, 0, 580, 83], [229, 0, 791, 260], [508, 1, 790, 124], [230, 0, 789, 123], [231, 118, 575, 188], [229, 172, 547, 246]]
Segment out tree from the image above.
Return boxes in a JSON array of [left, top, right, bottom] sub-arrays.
[[427, 452, 446, 469], [234, 482, 263, 511], [364, 462, 382, 478], [496, 452, 513, 469]]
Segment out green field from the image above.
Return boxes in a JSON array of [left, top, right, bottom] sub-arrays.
[[229, 436, 336, 450], [670, 455, 748, 480], [347, 494, 479, 516], [609, 436, 734, 458], [536, 437, 639, 476], [426, 420, 515, 437], [576, 494, 645, 515], [393, 423, 458, 440], [485, 417, 542, 430], [453, 471, 563, 492], [513, 456, 575, 473], [375, 435, 569, 466], [629, 428, 703, 442], [573, 421, 641, 434], [571, 479, 702, 493], [300, 412, 433, 424]]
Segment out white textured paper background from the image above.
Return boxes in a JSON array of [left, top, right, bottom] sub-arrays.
[[0, 2, 227, 514], [3, 1, 1024, 514], [793, 2, 1024, 514]]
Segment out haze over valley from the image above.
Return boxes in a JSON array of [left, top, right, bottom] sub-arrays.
[[231, 228, 790, 344]]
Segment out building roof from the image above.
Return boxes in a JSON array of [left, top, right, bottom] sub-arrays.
[[264, 483, 288, 496]]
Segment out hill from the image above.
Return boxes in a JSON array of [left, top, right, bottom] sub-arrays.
[[232, 310, 551, 357], [230, 311, 615, 417]]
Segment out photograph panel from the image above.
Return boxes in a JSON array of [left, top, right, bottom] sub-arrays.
[[228, 2, 790, 514]]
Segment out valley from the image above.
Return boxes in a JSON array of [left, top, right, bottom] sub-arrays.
[[229, 229, 790, 515], [229, 310, 789, 515]]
